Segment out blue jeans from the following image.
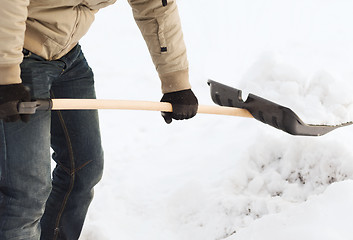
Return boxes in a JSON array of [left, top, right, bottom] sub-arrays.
[[0, 45, 104, 240]]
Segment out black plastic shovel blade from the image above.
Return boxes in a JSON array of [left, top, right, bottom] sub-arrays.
[[207, 80, 353, 136]]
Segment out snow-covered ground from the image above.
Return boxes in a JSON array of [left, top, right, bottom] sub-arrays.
[[79, 1, 353, 239]]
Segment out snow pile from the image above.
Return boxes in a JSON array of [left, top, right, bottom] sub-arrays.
[[146, 135, 353, 240], [227, 135, 353, 226], [243, 136, 353, 201], [238, 53, 353, 125]]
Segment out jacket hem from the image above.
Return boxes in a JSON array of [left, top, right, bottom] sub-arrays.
[[24, 24, 78, 61]]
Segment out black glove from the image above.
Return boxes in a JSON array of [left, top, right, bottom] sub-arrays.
[[0, 84, 31, 122], [160, 89, 198, 124]]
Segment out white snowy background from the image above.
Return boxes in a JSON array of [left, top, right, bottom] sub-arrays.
[[78, 0, 353, 239]]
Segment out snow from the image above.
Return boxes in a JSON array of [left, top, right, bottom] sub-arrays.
[[79, 0, 353, 239]]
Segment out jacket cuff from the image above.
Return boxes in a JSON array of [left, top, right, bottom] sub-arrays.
[[0, 64, 21, 85], [159, 68, 191, 93]]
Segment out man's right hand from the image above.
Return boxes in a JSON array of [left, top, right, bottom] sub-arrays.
[[160, 89, 198, 124], [0, 84, 31, 122]]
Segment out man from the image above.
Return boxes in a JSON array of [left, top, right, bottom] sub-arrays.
[[0, 0, 198, 239]]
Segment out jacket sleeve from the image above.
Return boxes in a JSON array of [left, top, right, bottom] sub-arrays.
[[128, 0, 191, 93], [0, 0, 29, 85]]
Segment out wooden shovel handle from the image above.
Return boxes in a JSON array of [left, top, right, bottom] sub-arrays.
[[51, 99, 253, 118]]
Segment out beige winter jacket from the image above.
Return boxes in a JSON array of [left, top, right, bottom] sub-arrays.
[[0, 0, 191, 93]]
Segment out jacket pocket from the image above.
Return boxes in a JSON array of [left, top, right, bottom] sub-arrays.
[[156, 17, 167, 53], [135, 18, 167, 55]]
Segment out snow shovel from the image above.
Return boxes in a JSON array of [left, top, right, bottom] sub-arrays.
[[16, 97, 253, 117], [207, 79, 353, 136], [15, 80, 352, 136]]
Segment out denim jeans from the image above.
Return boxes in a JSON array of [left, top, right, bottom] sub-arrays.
[[0, 45, 104, 240]]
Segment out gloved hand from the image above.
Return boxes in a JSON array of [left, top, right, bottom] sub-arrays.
[[0, 84, 31, 122], [160, 89, 198, 124]]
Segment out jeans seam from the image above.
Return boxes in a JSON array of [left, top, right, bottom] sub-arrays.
[[74, 160, 93, 172], [56, 159, 93, 176], [52, 110, 76, 240], [55, 161, 71, 176]]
